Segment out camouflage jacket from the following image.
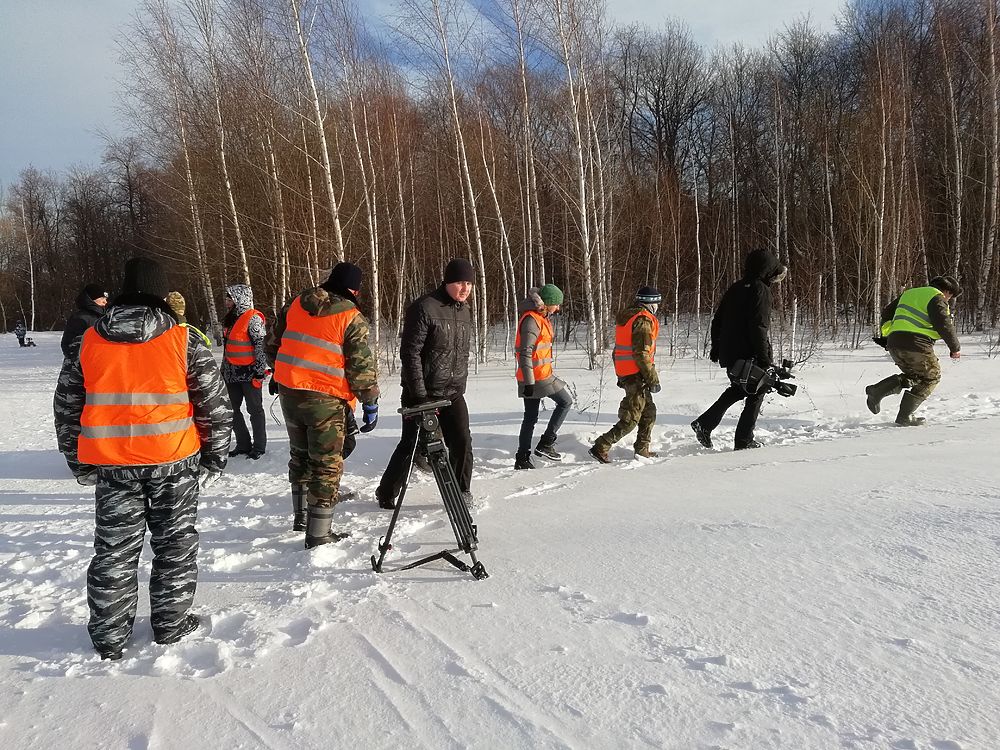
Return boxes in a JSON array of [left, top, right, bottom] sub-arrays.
[[265, 287, 380, 405], [53, 302, 234, 479], [617, 303, 659, 388], [222, 284, 268, 383]]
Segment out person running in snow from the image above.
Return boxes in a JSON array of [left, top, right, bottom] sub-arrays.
[[61, 284, 108, 359], [166, 291, 211, 347], [222, 284, 268, 459], [266, 262, 380, 548], [53, 256, 233, 661], [590, 287, 662, 463], [691, 248, 786, 451], [514, 284, 574, 470], [865, 275, 962, 426], [376, 259, 476, 509]]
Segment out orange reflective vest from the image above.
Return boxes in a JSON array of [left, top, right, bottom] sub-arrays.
[[613, 310, 659, 378], [274, 297, 359, 401], [224, 308, 264, 366], [78, 325, 200, 466], [514, 310, 554, 383]]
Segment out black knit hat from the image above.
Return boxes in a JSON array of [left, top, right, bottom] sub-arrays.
[[444, 258, 475, 284], [120, 257, 169, 298], [83, 283, 108, 301], [930, 275, 962, 297], [635, 286, 662, 304], [325, 262, 363, 292]]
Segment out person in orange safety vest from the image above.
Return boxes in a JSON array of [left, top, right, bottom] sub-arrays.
[[54, 256, 233, 661], [222, 284, 268, 459]]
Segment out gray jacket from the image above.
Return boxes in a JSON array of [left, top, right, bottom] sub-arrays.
[[515, 289, 565, 399]]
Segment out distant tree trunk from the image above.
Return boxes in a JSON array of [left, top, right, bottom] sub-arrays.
[[19, 200, 36, 331]]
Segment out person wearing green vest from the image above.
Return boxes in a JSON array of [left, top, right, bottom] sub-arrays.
[[865, 275, 962, 425], [166, 291, 212, 347]]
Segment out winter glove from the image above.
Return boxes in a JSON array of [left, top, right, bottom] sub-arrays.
[[709, 346, 719, 364], [76, 469, 98, 486], [268, 378, 279, 396], [360, 402, 379, 433], [647, 383, 661, 394], [251, 378, 263, 389], [523, 384, 535, 398], [199, 467, 222, 492]]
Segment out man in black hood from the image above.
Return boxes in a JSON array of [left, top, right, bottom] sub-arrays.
[[61, 283, 109, 359], [691, 248, 787, 451], [53, 256, 233, 660]]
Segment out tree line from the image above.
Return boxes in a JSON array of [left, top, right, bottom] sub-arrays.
[[3, 0, 999, 363]]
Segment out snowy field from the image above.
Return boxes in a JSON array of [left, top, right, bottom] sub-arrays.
[[1, 332, 998, 749]]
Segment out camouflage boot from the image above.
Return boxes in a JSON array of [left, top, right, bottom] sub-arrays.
[[304, 504, 348, 549], [895, 391, 926, 426], [589, 441, 611, 464], [291, 484, 308, 532], [865, 374, 904, 415]]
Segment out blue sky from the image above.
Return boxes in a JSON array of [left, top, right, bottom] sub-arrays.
[[0, 0, 842, 189]]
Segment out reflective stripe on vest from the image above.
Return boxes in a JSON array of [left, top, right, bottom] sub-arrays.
[[514, 310, 555, 383], [613, 310, 659, 378], [890, 287, 944, 340], [224, 308, 263, 365], [273, 297, 359, 400], [78, 325, 200, 466]]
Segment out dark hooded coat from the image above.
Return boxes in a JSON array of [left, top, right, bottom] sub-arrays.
[[61, 290, 106, 359], [710, 248, 786, 368]]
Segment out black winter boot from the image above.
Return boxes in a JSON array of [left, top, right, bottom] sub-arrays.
[[291, 484, 308, 531], [534, 433, 562, 461], [734, 439, 763, 451], [155, 614, 201, 645], [865, 374, 904, 415], [895, 391, 926, 426], [691, 420, 713, 449], [514, 451, 536, 470], [304, 505, 348, 549]]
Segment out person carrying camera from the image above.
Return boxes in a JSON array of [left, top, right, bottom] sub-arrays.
[[266, 262, 380, 548], [589, 286, 662, 463], [865, 275, 961, 426], [691, 248, 787, 451]]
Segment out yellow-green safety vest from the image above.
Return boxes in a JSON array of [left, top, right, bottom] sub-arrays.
[[181, 322, 212, 348], [887, 286, 945, 340]]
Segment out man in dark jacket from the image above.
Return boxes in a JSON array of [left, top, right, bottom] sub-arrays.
[[61, 284, 108, 359], [691, 248, 786, 451], [376, 258, 475, 509], [865, 275, 961, 425], [53, 257, 232, 660]]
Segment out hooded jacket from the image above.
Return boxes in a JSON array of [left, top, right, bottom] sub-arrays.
[[515, 289, 565, 399], [54, 303, 233, 479], [710, 248, 786, 368], [61, 289, 107, 360], [265, 286, 380, 404], [399, 285, 472, 404], [222, 284, 268, 383]]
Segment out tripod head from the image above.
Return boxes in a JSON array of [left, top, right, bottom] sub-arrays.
[[399, 400, 452, 432]]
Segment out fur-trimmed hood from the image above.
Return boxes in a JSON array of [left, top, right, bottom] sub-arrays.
[[518, 288, 545, 316], [225, 284, 254, 314]]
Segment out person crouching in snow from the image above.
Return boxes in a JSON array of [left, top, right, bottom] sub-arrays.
[[53, 256, 233, 661], [222, 284, 268, 459], [514, 284, 574, 469]]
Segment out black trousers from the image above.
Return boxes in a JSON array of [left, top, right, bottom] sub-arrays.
[[378, 395, 473, 500], [228, 381, 266, 452], [696, 384, 766, 446]]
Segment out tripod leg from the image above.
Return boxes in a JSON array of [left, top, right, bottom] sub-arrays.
[[371, 432, 421, 573], [425, 436, 479, 553]]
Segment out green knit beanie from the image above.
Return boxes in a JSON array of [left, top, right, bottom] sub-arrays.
[[538, 284, 564, 306]]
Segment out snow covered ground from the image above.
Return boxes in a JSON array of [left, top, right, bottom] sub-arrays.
[[1, 332, 998, 749]]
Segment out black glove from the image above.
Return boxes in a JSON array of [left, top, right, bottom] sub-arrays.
[[360, 402, 378, 432], [709, 347, 719, 364], [268, 378, 279, 395], [523, 384, 535, 398]]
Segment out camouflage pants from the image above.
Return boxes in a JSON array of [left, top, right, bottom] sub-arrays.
[[87, 469, 199, 653], [889, 347, 941, 399], [279, 387, 346, 508], [596, 379, 657, 450]]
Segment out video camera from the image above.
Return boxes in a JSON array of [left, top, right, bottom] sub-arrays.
[[727, 358, 798, 398]]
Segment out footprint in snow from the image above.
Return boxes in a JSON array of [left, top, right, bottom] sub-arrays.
[[609, 611, 650, 626], [279, 617, 320, 647], [640, 683, 667, 696], [684, 654, 731, 670]]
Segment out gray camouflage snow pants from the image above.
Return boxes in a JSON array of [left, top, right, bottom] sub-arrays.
[[87, 469, 200, 653]]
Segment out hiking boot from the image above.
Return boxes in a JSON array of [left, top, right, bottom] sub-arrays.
[[229, 447, 250, 457], [895, 391, 926, 426], [589, 443, 611, 464], [99, 649, 123, 661], [155, 614, 201, 645], [304, 506, 348, 549], [865, 374, 904, 415], [734, 439, 763, 451], [514, 451, 536, 470], [691, 420, 713, 448], [534, 434, 563, 461], [291, 483, 308, 532], [247, 448, 265, 460], [634, 447, 659, 458], [375, 488, 396, 510]]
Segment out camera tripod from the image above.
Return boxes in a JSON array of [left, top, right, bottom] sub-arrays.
[[371, 400, 489, 580]]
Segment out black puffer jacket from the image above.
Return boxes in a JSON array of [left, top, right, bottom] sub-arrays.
[[710, 248, 786, 368], [60, 290, 106, 359], [399, 285, 472, 403]]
